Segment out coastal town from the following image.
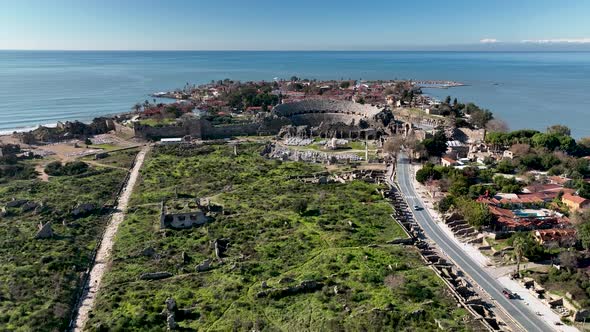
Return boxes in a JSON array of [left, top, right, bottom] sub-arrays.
[[2, 77, 590, 332]]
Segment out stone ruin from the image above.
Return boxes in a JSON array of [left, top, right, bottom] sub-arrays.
[[262, 143, 362, 164], [213, 238, 230, 261], [139, 271, 173, 280], [386, 187, 502, 330], [272, 99, 391, 140], [161, 297, 199, 331], [71, 203, 97, 218], [160, 198, 221, 230], [35, 221, 53, 239], [257, 279, 325, 300]]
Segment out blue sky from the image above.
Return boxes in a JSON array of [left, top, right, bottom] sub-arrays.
[[2, 0, 590, 50]]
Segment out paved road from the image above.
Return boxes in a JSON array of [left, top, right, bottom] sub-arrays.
[[395, 154, 555, 332]]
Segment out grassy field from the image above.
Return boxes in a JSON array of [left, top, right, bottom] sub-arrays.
[[0, 163, 128, 331], [87, 143, 476, 331], [82, 148, 140, 169]]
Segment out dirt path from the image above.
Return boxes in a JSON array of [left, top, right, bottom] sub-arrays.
[[84, 159, 129, 170], [34, 163, 49, 182], [71, 145, 149, 331]]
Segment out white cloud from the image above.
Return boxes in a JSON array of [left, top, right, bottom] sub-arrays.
[[521, 38, 590, 44], [480, 38, 499, 44]]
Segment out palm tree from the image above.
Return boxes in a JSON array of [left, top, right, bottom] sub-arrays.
[[513, 236, 526, 278], [132, 103, 142, 113]]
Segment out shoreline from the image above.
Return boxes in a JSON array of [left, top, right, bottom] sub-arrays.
[[0, 123, 59, 136]]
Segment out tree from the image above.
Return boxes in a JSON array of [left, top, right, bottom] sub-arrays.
[[512, 236, 526, 278], [293, 199, 308, 214], [444, 95, 451, 104], [519, 153, 542, 170], [339, 81, 351, 89], [540, 153, 561, 170], [510, 143, 530, 155], [532, 133, 561, 151], [558, 251, 578, 272], [547, 124, 571, 137], [455, 197, 492, 230], [469, 108, 493, 128], [557, 135, 577, 154], [485, 119, 509, 133], [496, 160, 514, 174], [462, 103, 493, 128], [437, 196, 455, 213], [416, 163, 442, 184], [422, 130, 447, 158], [578, 137, 590, 155], [578, 182, 590, 199], [573, 209, 590, 240], [44, 161, 63, 176], [132, 103, 142, 113], [383, 136, 404, 157]]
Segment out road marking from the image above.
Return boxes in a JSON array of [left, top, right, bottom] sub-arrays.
[[396, 161, 553, 332]]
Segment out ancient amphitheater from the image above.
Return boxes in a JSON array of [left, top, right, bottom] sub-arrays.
[[272, 99, 384, 126]]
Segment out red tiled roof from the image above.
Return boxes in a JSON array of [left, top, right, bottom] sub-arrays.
[[548, 176, 570, 185], [524, 183, 563, 193], [442, 157, 456, 164], [477, 193, 553, 205], [563, 193, 590, 205], [479, 195, 570, 231]]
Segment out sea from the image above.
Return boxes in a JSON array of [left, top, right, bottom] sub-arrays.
[[1, 51, 589, 138]]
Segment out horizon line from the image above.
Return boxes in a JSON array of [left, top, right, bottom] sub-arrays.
[[2, 49, 590, 52]]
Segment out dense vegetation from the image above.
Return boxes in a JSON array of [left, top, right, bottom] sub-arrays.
[[525, 264, 590, 309], [88, 143, 476, 331], [223, 84, 280, 110], [432, 96, 495, 129], [0, 163, 128, 331], [485, 126, 590, 198], [486, 125, 589, 157], [0, 144, 38, 182], [44, 161, 89, 176]]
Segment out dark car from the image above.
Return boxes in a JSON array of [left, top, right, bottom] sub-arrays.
[[413, 205, 422, 211], [502, 288, 514, 299]]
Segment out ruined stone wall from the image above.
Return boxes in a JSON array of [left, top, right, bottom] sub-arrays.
[[273, 99, 383, 118], [289, 113, 365, 126], [133, 119, 203, 140], [202, 122, 260, 139], [113, 122, 134, 137]]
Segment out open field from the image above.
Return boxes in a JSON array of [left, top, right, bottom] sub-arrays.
[[87, 143, 475, 331], [81, 147, 140, 169]]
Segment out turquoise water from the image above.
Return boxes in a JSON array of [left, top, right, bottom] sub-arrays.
[[1, 51, 589, 137]]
